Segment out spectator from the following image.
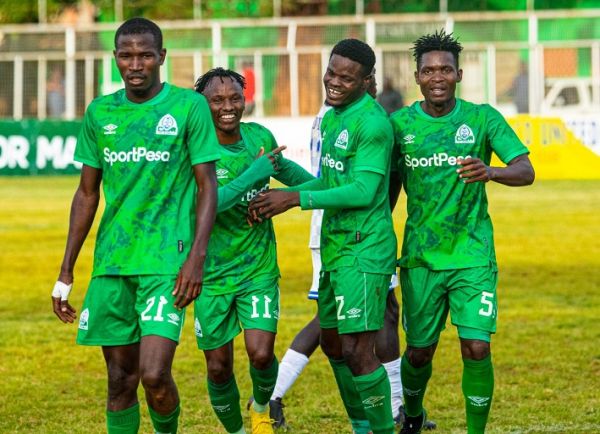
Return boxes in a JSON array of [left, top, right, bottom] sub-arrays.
[[510, 61, 529, 114], [377, 76, 404, 114], [47, 67, 65, 117], [242, 61, 256, 115]]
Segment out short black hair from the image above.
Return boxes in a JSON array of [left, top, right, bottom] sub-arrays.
[[412, 30, 463, 69], [115, 17, 163, 51], [194, 67, 246, 94], [330, 39, 375, 77]]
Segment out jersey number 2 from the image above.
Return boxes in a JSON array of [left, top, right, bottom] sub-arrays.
[[141, 296, 168, 322]]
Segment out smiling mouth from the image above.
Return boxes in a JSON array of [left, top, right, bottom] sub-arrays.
[[327, 87, 343, 98]]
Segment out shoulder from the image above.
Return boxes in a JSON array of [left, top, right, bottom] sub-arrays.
[[242, 122, 277, 145], [168, 84, 207, 105]]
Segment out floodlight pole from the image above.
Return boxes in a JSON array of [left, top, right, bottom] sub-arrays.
[[194, 0, 202, 19], [38, 0, 47, 23], [115, 0, 123, 21]]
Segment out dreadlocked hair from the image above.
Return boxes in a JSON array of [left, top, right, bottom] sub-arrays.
[[115, 17, 163, 50], [194, 67, 246, 94], [330, 39, 375, 76], [412, 30, 463, 69]]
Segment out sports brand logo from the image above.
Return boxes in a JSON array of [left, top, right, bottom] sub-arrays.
[[78, 308, 89, 330], [403, 387, 422, 397], [212, 404, 230, 413], [362, 395, 385, 408], [167, 313, 180, 326], [468, 396, 490, 407], [156, 114, 178, 136], [455, 124, 475, 144], [346, 307, 362, 319], [403, 134, 415, 144], [216, 168, 229, 179], [334, 129, 349, 150], [194, 318, 203, 337], [103, 124, 118, 135]]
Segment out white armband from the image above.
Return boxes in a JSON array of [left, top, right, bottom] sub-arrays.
[[52, 281, 72, 301]]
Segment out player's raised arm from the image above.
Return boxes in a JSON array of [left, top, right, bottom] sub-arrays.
[[52, 164, 102, 323], [173, 161, 217, 309]]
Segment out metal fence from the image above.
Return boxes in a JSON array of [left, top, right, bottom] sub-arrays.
[[1, 8, 599, 120]]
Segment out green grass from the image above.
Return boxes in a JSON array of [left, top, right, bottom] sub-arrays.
[[0, 177, 599, 433]]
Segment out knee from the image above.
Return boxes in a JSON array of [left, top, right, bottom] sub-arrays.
[[107, 365, 139, 400], [461, 339, 490, 360], [206, 357, 233, 383], [320, 334, 342, 360], [140, 365, 171, 392], [405, 346, 434, 368], [248, 347, 274, 370]]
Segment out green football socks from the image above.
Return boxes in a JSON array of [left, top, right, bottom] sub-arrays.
[[207, 376, 243, 433], [462, 355, 494, 434], [148, 403, 180, 434], [106, 402, 140, 434], [328, 358, 369, 425], [353, 365, 394, 434], [249, 357, 279, 407], [400, 356, 432, 417]]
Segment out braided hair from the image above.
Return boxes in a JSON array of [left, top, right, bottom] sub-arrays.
[[412, 30, 463, 69], [194, 67, 246, 94]]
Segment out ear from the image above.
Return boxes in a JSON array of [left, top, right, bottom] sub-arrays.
[[158, 48, 167, 66], [414, 70, 419, 85], [456, 68, 463, 83]]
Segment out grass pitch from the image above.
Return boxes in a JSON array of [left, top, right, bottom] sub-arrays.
[[0, 177, 598, 433]]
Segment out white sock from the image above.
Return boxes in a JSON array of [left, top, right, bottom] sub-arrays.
[[383, 357, 403, 418], [270, 348, 310, 400]]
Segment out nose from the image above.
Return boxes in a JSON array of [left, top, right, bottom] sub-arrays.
[[130, 56, 143, 71]]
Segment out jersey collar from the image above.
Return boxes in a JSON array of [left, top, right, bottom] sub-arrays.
[[122, 82, 171, 106], [415, 98, 462, 122]]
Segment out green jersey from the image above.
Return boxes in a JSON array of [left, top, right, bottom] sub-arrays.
[[74, 83, 221, 276], [390, 99, 529, 270], [318, 93, 397, 274], [202, 122, 279, 294]]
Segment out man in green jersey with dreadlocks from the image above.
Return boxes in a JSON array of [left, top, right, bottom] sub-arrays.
[[389, 31, 535, 434], [51, 18, 221, 434], [249, 39, 398, 434], [194, 67, 313, 434]]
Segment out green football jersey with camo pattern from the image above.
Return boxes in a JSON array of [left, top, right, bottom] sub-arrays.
[[202, 122, 280, 294], [319, 93, 397, 275], [74, 83, 221, 276], [390, 99, 529, 270]]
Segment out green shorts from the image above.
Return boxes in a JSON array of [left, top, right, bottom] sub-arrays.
[[194, 278, 280, 350], [76, 275, 185, 346], [318, 266, 390, 334], [400, 265, 498, 347]]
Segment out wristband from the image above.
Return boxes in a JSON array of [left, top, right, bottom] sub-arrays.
[[52, 281, 72, 301]]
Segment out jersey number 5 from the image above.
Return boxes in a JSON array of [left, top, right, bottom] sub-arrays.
[[478, 291, 495, 317]]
